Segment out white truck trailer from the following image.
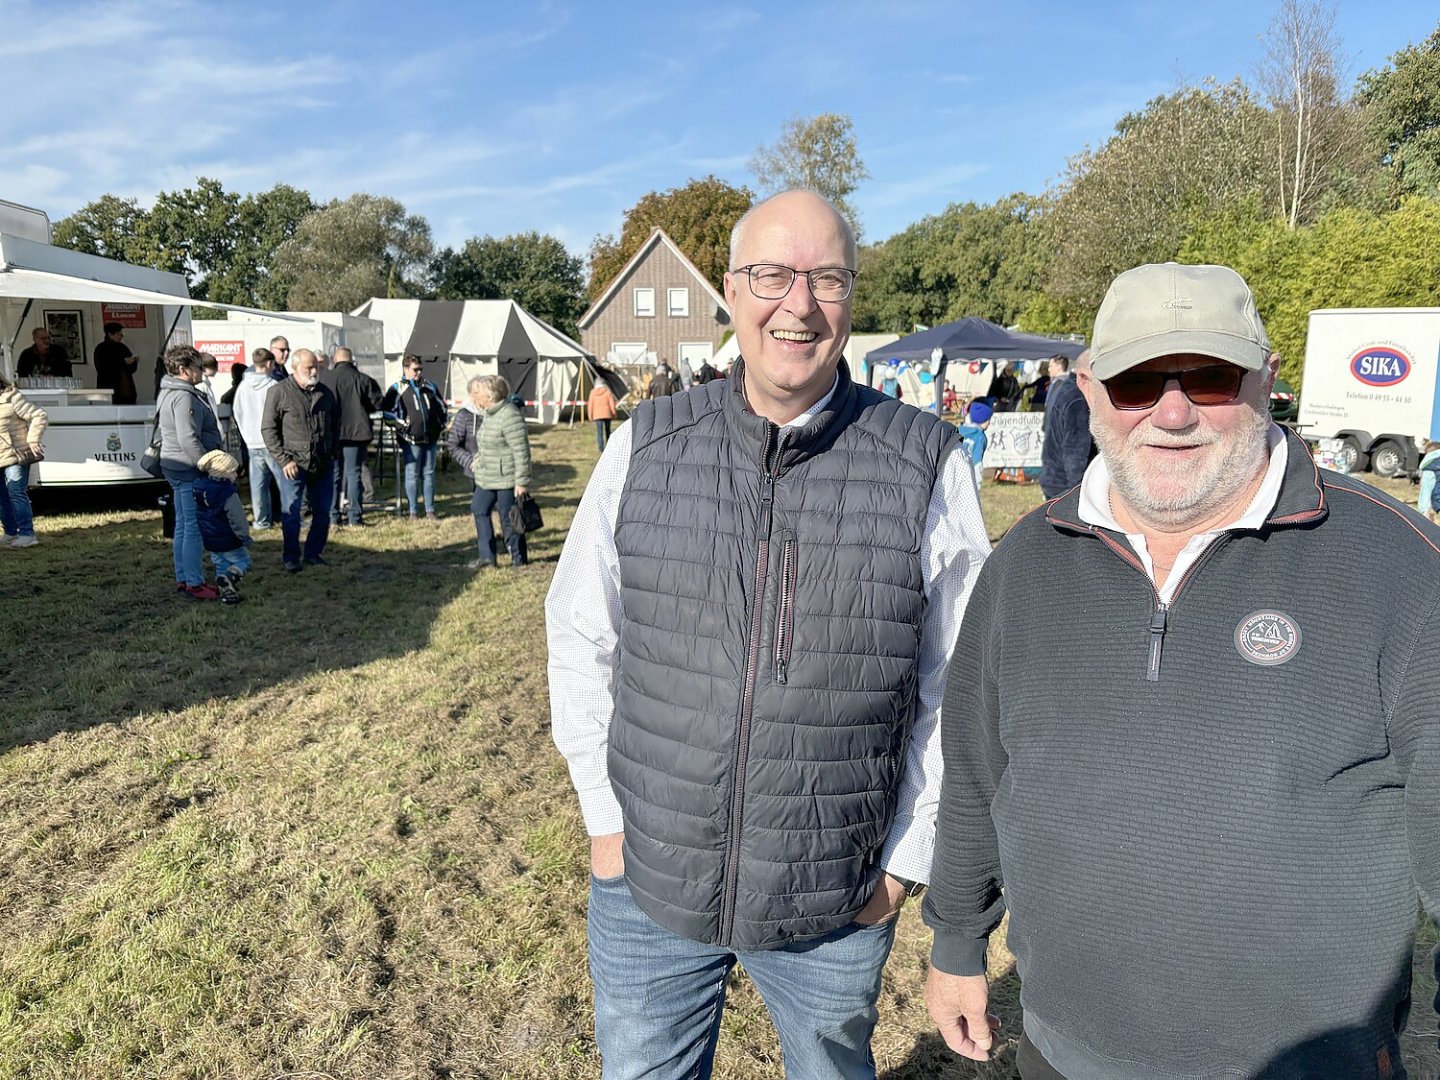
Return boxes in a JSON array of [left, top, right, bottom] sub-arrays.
[[1295, 307, 1440, 477]]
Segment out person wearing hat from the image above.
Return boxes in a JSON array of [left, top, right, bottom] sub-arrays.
[[923, 262, 1440, 1079], [957, 400, 992, 490], [194, 450, 251, 605]]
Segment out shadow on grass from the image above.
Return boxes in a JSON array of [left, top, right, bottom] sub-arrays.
[[0, 464, 555, 753], [883, 971, 1023, 1079]]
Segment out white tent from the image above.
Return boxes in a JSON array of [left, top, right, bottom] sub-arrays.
[[352, 298, 606, 425]]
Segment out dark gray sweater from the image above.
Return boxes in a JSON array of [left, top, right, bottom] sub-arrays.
[[924, 431, 1440, 1079]]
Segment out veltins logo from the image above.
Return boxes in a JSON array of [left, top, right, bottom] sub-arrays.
[[106, 433, 122, 452], [1349, 345, 1411, 387], [1234, 610, 1302, 667]]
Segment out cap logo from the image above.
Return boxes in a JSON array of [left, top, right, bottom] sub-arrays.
[[1234, 610, 1302, 666], [1161, 297, 1193, 311]]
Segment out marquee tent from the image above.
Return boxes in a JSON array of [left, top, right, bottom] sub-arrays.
[[865, 317, 1086, 412], [351, 298, 624, 424]]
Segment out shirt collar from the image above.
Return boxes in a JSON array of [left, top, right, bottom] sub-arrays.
[[1078, 423, 1289, 534], [781, 373, 840, 430]]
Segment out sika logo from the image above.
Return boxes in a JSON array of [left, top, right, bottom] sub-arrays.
[[1234, 610, 1302, 667], [1349, 345, 1411, 387]]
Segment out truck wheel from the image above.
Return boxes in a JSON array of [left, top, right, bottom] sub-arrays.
[[1371, 440, 1406, 478], [1339, 436, 1368, 473]]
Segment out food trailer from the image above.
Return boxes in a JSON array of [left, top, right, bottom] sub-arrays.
[[0, 202, 298, 486]]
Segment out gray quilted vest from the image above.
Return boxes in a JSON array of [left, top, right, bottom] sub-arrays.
[[610, 359, 958, 950]]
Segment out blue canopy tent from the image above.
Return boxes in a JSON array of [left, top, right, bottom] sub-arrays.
[[863, 317, 1086, 413]]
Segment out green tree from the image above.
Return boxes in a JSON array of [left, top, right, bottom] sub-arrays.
[[432, 231, 586, 338], [587, 176, 753, 301], [748, 113, 870, 235], [51, 195, 162, 267], [1357, 20, 1440, 200], [273, 194, 433, 312], [1046, 79, 1277, 322]]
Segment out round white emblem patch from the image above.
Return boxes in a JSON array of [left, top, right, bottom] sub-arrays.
[[1234, 610, 1302, 666]]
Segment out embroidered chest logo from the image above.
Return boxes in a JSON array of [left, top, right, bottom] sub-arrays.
[[1234, 610, 1302, 666]]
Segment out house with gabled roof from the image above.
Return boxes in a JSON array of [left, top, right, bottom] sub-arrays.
[[578, 227, 731, 375]]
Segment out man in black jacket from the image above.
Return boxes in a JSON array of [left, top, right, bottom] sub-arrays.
[[1038, 352, 1092, 498], [924, 262, 1440, 1080], [262, 348, 339, 571], [320, 347, 383, 526], [382, 354, 447, 519]]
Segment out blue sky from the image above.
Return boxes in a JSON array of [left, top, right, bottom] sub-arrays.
[[2, 0, 1436, 258]]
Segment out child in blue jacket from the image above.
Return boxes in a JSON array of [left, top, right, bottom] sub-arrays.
[[195, 450, 251, 605]]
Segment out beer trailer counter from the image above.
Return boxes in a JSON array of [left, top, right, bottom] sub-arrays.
[[0, 223, 299, 486]]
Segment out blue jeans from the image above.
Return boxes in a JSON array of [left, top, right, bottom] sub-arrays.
[[276, 463, 333, 564], [587, 874, 896, 1080], [402, 442, 437, 515], [210, 546, 251, 578], [595, 419, 611, 450], [0, 463, 34, 538], [471, 487, 526, 565], [247, 448, 278, 528], [168, 479, 204, 586], [332, 443, 368, 524]]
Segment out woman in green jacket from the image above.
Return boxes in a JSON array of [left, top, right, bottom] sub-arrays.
[[452, 374, 532, 569]]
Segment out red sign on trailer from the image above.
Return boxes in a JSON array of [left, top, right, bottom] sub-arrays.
[[100, 303, 147, 328], [194, 339, 246, 372]]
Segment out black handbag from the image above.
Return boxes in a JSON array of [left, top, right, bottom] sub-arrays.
[[507, 493, 544, 535], [140, 416, 164, 478]]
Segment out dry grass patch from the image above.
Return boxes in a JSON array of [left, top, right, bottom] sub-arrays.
[[0, 427, 1432, 1078]]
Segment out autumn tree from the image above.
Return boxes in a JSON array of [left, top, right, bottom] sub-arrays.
[[587, 176, 752, 300], [273, 194, 433, 312], [432, 231, 586, 337], [1357, 20, 1440, 201], [1256, 0, 1361, 228], [749, 113, 870, 236]]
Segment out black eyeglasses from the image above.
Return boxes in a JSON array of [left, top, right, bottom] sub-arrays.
[[733, 263, 858, 303], [1101, 365, 1247, 410]]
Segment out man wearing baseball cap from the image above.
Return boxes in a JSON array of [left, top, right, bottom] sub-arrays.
[[923, 262, 1440, 1078]]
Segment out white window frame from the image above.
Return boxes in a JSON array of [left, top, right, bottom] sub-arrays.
[[633, 288, 655, 318], [667, 287, 690, 317]]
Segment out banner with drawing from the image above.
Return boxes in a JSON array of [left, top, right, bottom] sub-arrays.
[[981, 411, 1045, 467]]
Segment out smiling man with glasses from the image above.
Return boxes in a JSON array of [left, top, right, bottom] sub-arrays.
[[925, 261, 1440, 1080], [547, 190, 991, 1078]]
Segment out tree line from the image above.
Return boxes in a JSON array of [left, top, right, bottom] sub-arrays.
[[52, 4, 1439, 390]]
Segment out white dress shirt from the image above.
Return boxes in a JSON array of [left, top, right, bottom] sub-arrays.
[[546, 383, 991, 884], [1077, 424, 1288, 602]]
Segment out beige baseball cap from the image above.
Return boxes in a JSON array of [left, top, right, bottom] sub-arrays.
[[1090, 262, 1271, 380]]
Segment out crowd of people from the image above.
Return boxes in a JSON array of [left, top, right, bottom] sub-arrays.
[[143, 339, 535, 601], [545, 190, 1439, 1080]]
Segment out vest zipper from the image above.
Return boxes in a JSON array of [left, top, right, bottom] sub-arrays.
[[774, 533, 797, 684], [721, 425, 777, 945], [1147, 604, 1168, 683]]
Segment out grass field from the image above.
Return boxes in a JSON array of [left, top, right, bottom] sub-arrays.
[[0, 424, 1434, 1078]]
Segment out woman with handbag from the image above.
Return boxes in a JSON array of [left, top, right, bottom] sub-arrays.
[[157, 345, 225, 600], [454, 374, 532, 570], [0, 374, 47, 548]]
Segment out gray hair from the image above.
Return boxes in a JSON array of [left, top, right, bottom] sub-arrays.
[[333, 346, 353, 364], [1073, 348, 1091, 372], [476, 374, 510, 402], [728, 190, 858, 272], [466, 375, 486, 394]]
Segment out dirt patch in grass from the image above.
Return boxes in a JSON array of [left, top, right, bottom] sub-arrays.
[[0, 427, 1432, 1078]]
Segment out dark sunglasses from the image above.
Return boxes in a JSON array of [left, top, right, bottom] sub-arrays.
[[1102, 365, 1246, 410]]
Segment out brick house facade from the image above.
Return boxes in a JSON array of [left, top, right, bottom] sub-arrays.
[[579, 228, 731, 381]]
